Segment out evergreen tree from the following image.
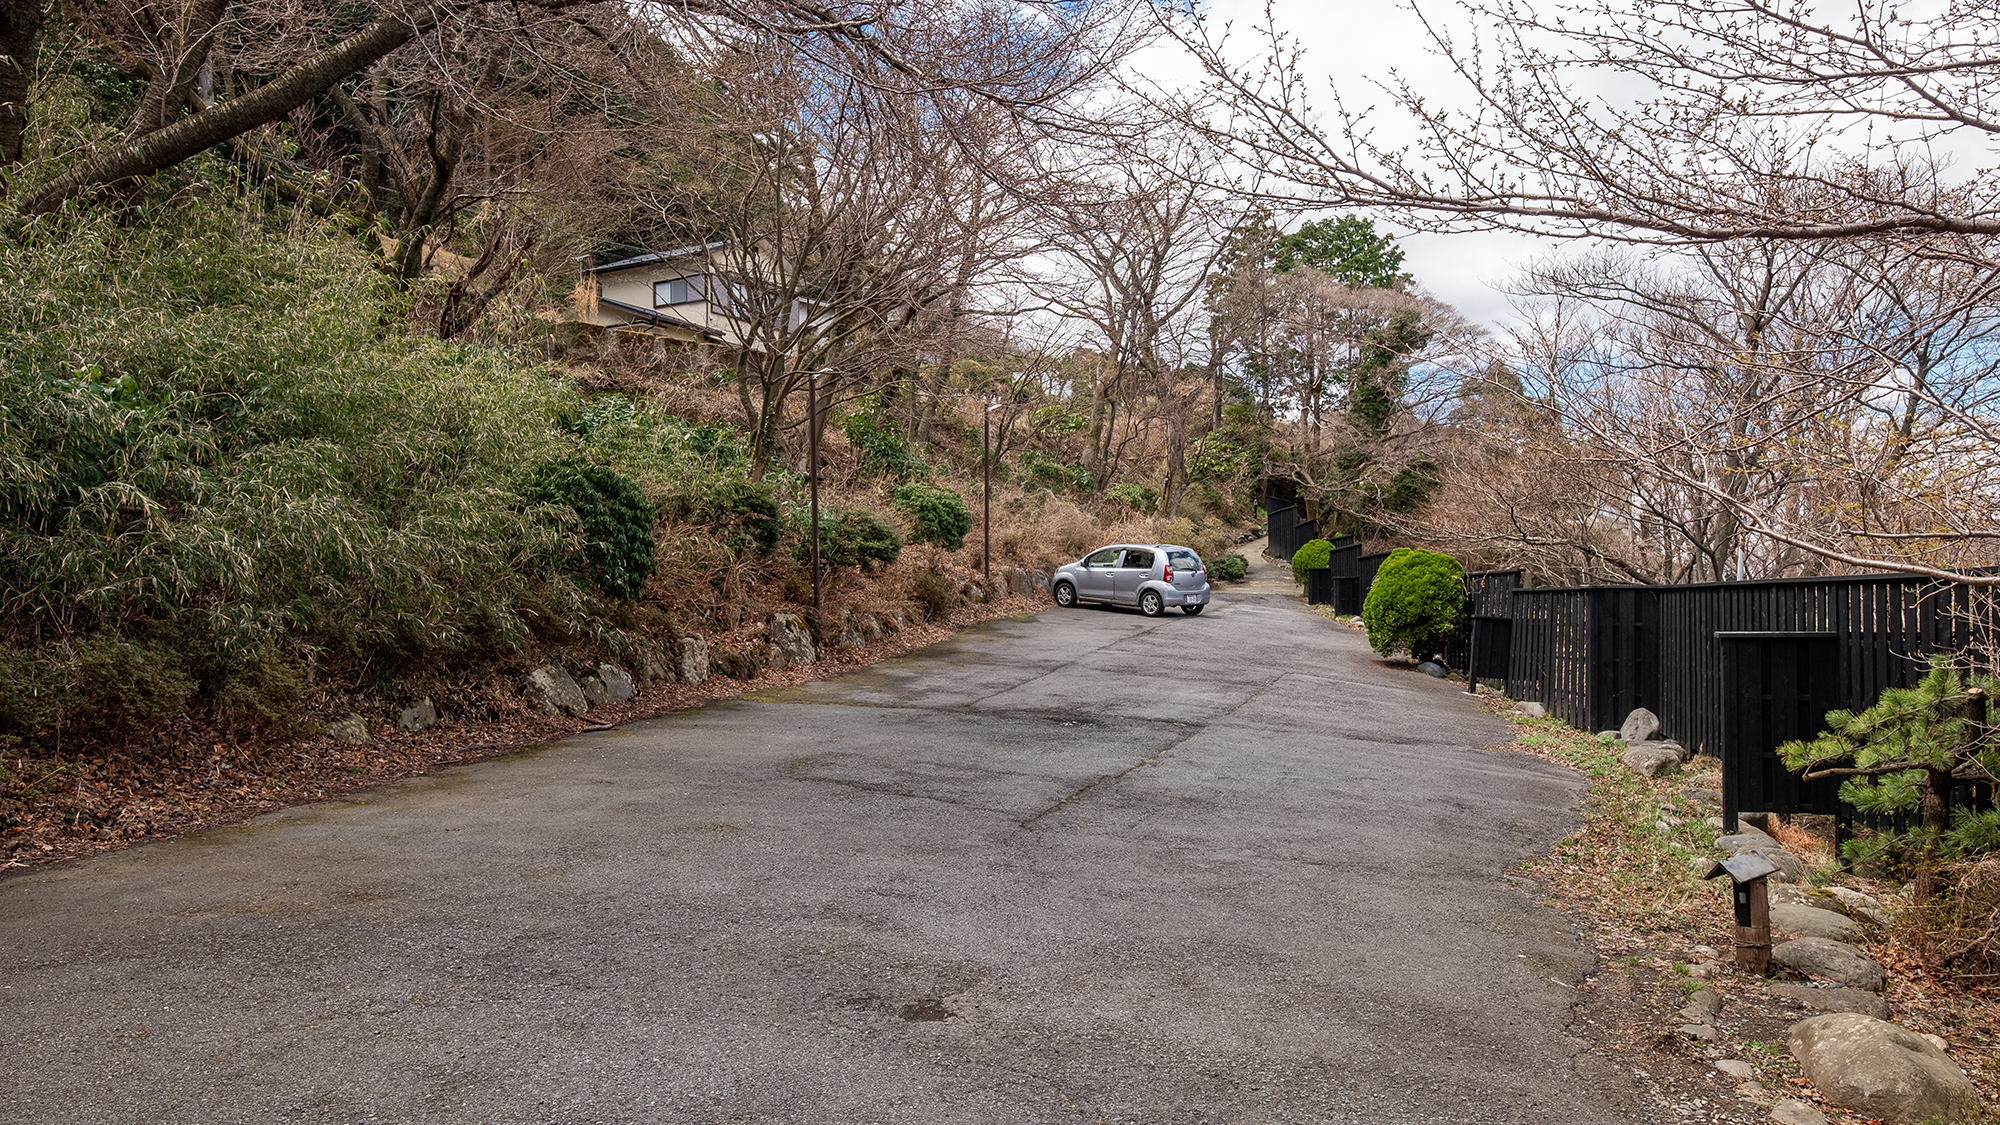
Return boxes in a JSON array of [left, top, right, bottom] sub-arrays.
[[1273, 215, 1407, 289]]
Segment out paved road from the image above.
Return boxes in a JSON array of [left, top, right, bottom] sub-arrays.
[[1, 563, 1644, 1124]]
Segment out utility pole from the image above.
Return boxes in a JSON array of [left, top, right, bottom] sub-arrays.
[[808, 368, 825, 620], [983, 399, 992, 588]]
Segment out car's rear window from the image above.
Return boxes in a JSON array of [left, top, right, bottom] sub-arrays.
[[1168, 550, 1200, 569], [1122, 549, 1155, 569]]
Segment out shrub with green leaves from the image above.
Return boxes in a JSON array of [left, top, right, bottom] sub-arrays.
[[892, 483, 971, 551], [0, 193, 595, 746], [661, 478, 781, 556], [1360, 548, 1465, 660], [841, 413, 925, 479], [801, 509, 903, 571], [1020, 449, 1093, 493], [1209, 554, 1249, 582], [1289, 538, 1334, 583], [528, 461, 656, 600], [1108, 481, 1158, 513], [567, 395, 745, 480]]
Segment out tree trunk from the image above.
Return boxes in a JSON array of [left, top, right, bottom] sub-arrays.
[[1163, 388, 1188, 518], [1921, 689, 1995, 902], [125, 0, 230, 139], [438, 229, 532, 339], [1915, 764, 1953, 904], [13, 8, 443, 219], [0, 0, 45, 172]]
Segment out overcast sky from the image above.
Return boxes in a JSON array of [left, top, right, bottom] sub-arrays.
[[1129, 0, 1566, 334]]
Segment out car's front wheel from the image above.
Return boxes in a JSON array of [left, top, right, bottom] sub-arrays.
[[1053, 581, 1077, 608], [1139, 590, 1164, 617], [1181, 604, 1203, 616]]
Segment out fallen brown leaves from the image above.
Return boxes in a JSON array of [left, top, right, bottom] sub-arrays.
[[1, 597, 1045, 875]]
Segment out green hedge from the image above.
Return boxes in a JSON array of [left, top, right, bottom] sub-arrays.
[[800, 509, 903, 571], [892, 483, 971, 550], [528, 461, 656, 600], [1290, 538, 1334, 583], [1361, 548, 1465, 660]]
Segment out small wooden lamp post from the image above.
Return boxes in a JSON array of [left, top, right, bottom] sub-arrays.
[[1704, 851, 1780, 974]]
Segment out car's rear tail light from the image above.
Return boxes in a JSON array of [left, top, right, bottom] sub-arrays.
[[1163, 562, 1173, 581]]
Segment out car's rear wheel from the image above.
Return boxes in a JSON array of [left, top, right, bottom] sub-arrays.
[[1053, 581, 1077, 608], [1181, 604, 1203, 616], [1139, 590, 1164, 617]]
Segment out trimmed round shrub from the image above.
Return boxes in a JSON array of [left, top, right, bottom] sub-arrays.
[[1361, 548, 1466, 661], [892, 483, 971, 551], [802, 509, 903, 571], [1290, 538, 1334, 584], [529, 461, 656, 600], [1209, 553, 1249, 583]]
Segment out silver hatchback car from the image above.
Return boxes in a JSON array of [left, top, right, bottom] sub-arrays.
[[1051, 543, 1212, 617]]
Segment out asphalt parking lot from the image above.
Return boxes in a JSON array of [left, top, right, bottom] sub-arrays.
[[0, 584, 1644, 1123]]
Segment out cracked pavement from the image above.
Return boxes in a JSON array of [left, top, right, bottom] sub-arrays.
[[0, 569, 1647, 1123]]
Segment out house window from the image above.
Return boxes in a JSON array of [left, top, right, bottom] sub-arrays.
[[710, 281, 744, 317], [653, 275, 707, 307]]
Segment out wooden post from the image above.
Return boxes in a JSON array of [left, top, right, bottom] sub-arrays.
[[1737, 876, 1772, 975]]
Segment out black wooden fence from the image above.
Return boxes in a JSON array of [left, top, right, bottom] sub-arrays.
[[1285, 533, 1995, 835], [1497, 574, 1997, 832], [1265, 492, 1321, 562]]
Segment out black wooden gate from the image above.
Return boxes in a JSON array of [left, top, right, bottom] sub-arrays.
[[1717, 632, 1843, 832]]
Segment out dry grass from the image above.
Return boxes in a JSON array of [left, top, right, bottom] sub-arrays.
[[1765, 816, 1834, 868]]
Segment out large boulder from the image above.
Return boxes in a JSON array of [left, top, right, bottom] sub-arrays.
[[1007, 568, 1035, 598], [594, 663, 635, 704], [324, 714, 371, 745], [1789, 1013, 1980, 1124], [1824, 886, 1890, 925], [770, 612, 816, 668], [1762, 848, 1810, 882], [526, 665, 589, 716], [1770, 882, 1823, 908], [1715, 824, 1776, 852], [1770, 903, 1862, 943], [639, 647, 671, 685], [1622, 743, 1682, 777], [1620, 707, 1661, 743], [1630, 737, 1689, 762], [1773, 937, 1887, 992], [1514, 701, 1547, 719], [711, 645, 761, 680], [678, 636, 710, 685], [1768, 981, 1892, 1020], [398, 698, 437, 732], [1678, 987, 1724, 1023], [835, 608, 867, 650]]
